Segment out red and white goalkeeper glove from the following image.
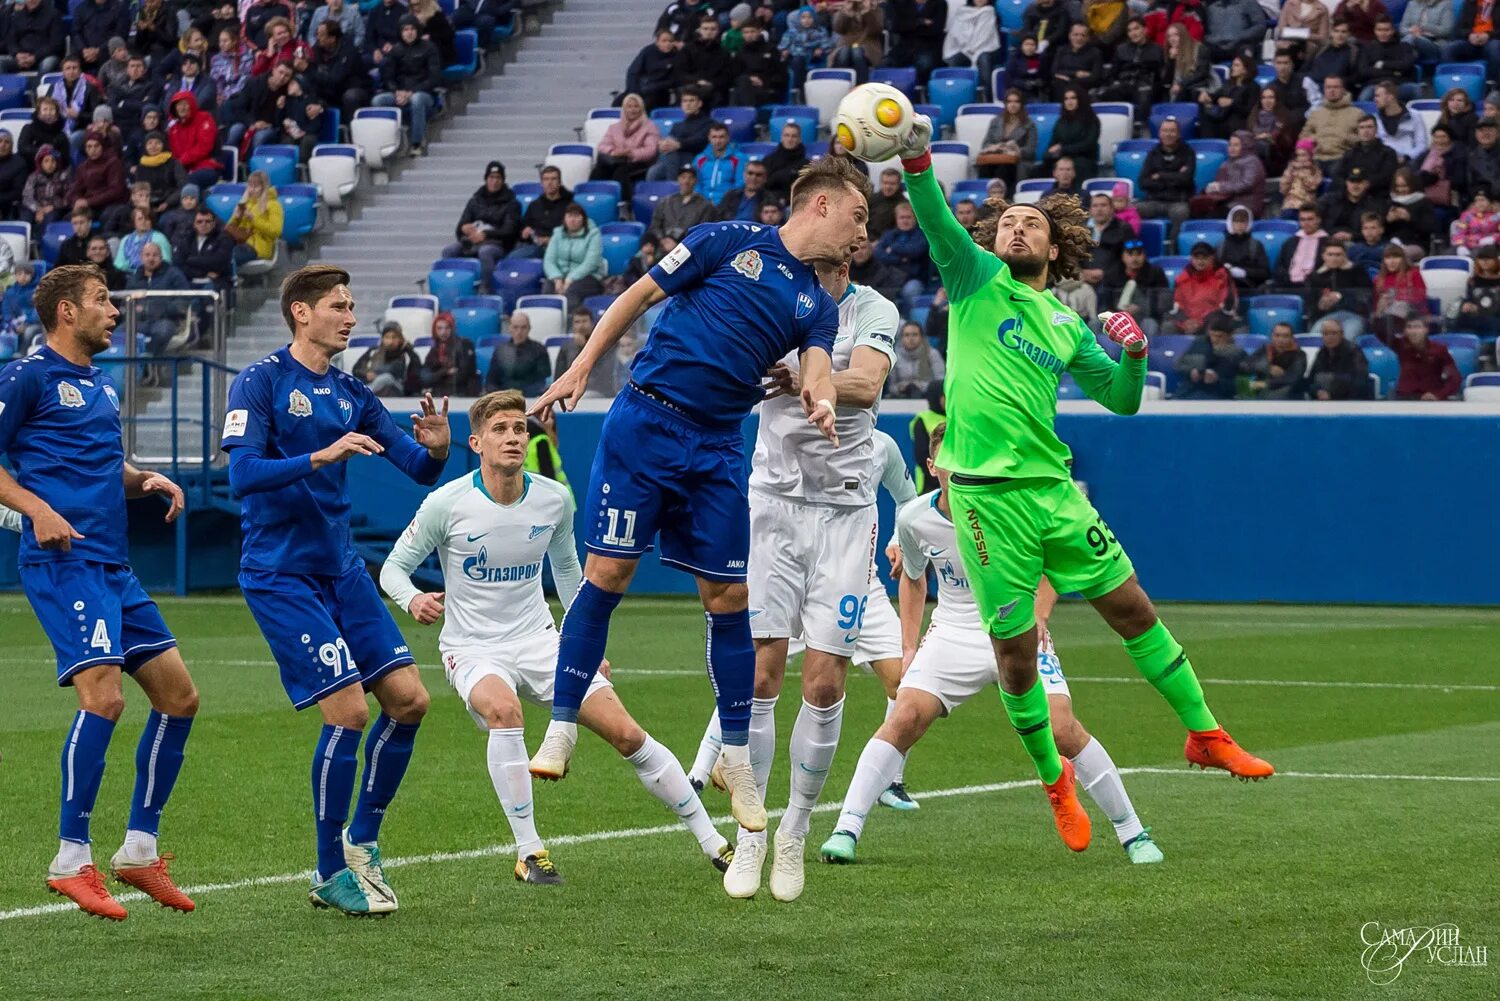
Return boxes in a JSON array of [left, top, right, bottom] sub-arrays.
[[1100, 311, 1148, 359], [897, 115, 935, 173]]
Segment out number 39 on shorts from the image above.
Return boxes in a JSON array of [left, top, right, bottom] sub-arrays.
[[1086, 518, 1120, 560]]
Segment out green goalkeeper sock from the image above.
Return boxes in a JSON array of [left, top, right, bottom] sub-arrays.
[[1123, 620, 1218, 732], [998, 680, 1062, 784]]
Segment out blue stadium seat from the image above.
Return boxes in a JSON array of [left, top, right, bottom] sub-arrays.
[[512, 181, 541, 214], [0, 331, 17, 361], [427, 258, 481, 312], [949, 178, 989, 208], [205, 183, 245, 224], [1030, 103, 1061, 160], [714, 106, 757, 144], [912, 103, 943, 128], [249, 144, 299, 190], [1235, 334, 1268, 355], [600, 221, 644, 276], [451, 304, 499, 342], [1111, 140, 1154, 188], [1363, 342, 1398, 398], [997, 0, 1026, 30], [492, 260, 545, 313], [769, 106, 818, 145], [1433, 62, 1485, 102], [583, 294, 617, 321], [631, 180, 677, 229], [1148, 333, 1194, 396], [1434, 333, 1481, 379], [741, 142, 776, 161], [927, 68, 979, 128], [1136, 218, 1166, 259], [1246, 295, 1303, 336], [318, 107, 341, 145], [1176, 219, 1226, 255], [277, 183, 320, 247], [474, 336, 501, 377], [41, 220, 73, 264], [1255, 63, 1275, 88], [1150, 103, 1199, 139], [650, 107, 684, 132], [908, 293, 934, 330], [456, 293, 506, 314], [871, 66, 918, 99], [443, 29, 480, 85], [573, 180, 621, 228], [1250, 219, 1298, 264], [0, 75, 27, 110], [1156, 255, 1190, 286], [1190, 139, 1228, 192]]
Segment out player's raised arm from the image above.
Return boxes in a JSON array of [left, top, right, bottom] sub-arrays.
[[895, 505, 930, 667], [545, 492, 583, 610], [0, 368, 83, 549], [1068, 312, 1148, 416], [531, 273, 668, 421], [360, 389, 449, 486], [379, 488, 454, 623], [123, 462, 185, 522], [898, 117, 1001, 303]]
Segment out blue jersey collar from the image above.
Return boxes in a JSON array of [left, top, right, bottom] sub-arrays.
[[40, 344, 98, 376]]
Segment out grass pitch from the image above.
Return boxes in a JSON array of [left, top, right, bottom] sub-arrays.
[[0, 594, 1496, 1001]]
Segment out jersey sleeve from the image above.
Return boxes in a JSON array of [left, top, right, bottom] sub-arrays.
[[877, 430, 918, 507], [546, 487, 583, 611], [895, 499, 930, 581], [1067, 325, 1146, 416], [378, 485, 455, 614], [648, 222, 736, 297], [220, 365, 272, 454], [903, 166, 1002, 303], [0, 361, 44, 456], [800, 291, 838, 356], [356, 384, 446, 485], [852, 289, 900, 363]]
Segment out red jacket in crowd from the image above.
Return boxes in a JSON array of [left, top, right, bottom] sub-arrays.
[[1393, 335, 1461, 399], [1173, 261, 1236, 327], [167, 91, 221, 173]]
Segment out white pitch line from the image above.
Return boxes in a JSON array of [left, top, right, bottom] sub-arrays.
[[3, 767, 1497, 923]]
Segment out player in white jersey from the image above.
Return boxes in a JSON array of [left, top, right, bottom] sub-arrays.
[[380, 391, 733, 884], [712, 257, 897, 901], [819, 422, 1165, 866]]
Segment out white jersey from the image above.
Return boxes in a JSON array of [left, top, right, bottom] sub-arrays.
[[380, 471, 582, 648], [750, 283, 898, 507], [0, 503, 21, 533], [896, 490, 980, 632]]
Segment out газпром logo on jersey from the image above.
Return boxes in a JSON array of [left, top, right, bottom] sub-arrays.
[[996, 316, 1065, 375]]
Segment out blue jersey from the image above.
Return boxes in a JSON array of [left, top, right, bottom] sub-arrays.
[[634, 221, 839, 429], [0, 347, 127, 566], [221, 346, 443, 575]]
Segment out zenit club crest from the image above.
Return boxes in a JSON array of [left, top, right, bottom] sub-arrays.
[[731, 250, 763, 281]]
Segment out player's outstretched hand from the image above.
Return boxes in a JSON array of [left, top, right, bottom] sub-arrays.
[[763, 361, 800, 400], [598, 657, 612, 681], [311, 432, 384, 469], [32, 506, 83, 551], [529, 364, 588, 423], [885, 540, 903, 577], [1100, 311, 1148, 358], [409, 591, 444, 624], [801, 386, 839, 447], [411, 392, 451, 455], [897, 114, 934, 163], [139, 472, 185, 523]]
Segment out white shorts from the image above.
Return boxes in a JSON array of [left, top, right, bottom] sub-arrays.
[[899, 623, 1070, 715], [748, 493, 877, 656], [851, 580, 902, 666], [441, 627, 612, 730]]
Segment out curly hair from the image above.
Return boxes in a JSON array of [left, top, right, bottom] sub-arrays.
[[969, 192, 1095, 284]]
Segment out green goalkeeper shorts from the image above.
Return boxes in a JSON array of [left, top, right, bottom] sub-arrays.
[[948, 476, 1136, 640]]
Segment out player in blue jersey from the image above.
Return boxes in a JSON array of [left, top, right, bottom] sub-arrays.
[[0, 264, 199, 921], [220, 265, 451, 916], [525, 155, 872, 835]]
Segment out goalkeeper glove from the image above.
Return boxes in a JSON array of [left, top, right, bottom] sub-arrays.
[[1100, 310, 1148, 359], [898, 115, 934, 173]]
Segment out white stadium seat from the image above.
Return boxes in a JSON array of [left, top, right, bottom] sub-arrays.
[[953, 104, 1001, 163], [308, 145, 361, 209], [1420, 256, 1473, 314], [516, 294, 567, 343], [544, 144, 594, 192], [584, 108, 619, 147], [0, 221, 30, 265], [929, 142, 970, 194], [384, 294, 439, 340], [1094, 102, 1133, 166], [350, 108, 402, 170], [804, 68, 856, 127]]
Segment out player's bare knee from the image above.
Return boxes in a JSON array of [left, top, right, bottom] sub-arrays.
[[994, 635, 1040, 692], [802, 673, 845, 708], [608, 722, 647, 757], [162, 683, 200, 718], [1050, 702, 1089, 757], [390, 685, 430, 723], [753, 673, 783, 699], [80, 689, 127, 721], [878, 706, 930, 752], [699, 580, 749, 615]]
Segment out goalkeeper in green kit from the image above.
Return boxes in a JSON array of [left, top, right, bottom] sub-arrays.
[[863, 117, 1274, 853]]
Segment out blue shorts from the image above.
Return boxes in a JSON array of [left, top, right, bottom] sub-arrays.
[[20, 561, 177, 685], [239, 560, 415, 710], [585, 385, 751, 582]]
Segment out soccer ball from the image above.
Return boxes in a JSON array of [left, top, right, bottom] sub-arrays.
[[833, 83, 917, 163]]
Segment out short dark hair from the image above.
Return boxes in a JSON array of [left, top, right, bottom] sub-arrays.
[[195, 206, 217, 219], [1299, 205, 1322, 217], [540, 165, 561, 179], [62, 54, 80, 66], [789, 153, 873, 212], [1358, 114, 1376, 126], [280, 263, 351, 332], [1323, 237, 1348, 250], [929, 420, 947, 455], [35, 264, 107, 333], [1374, 14, 1394, 25], [572, 306, 593, 319], [1360, 211, 1383, 225], [321, 19, 343, 39], [708, 122, 729, 135]]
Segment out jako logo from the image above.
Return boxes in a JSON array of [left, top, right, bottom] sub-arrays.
[[997, 316, 1066, 375], [462, 545, 542, 583], [965, 508, 990, 567]]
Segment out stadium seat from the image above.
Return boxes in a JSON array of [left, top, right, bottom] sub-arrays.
[[600, 221, 644, 276], [1111, 139, 1154, 188], [1029, 103, 1060, 160], [1434, 333, 1481, 379], [1255, 63, 1275, 88], [996, 0, 1026, 30], [1137, 218, 1166, 258], [0, 221, 29, 265], [1083, 177, 1131, 199], [512, 181, 541, 215], [1094, 102, 1133, 165], [1176, 219, 1226, 255], [954, 104, 1001, 161], [205, 183, 245, 224], [1463, 371, 1500, 400], [473, 335, 502, 378], [1246, 295, 1303, 336], [492, 260, 545, 312], [1014, 178, 1053, 204], [870, 66, 918, 99], [317, 108, 341, 146], [913, 103, 943, 131], [583, 294, 618, 321], [427, 258, 482, 312], [220, 143, 240, 182], [714, 106, 757, 144], [631, 180, 677, 229], [451, 303, 500, 342], [804, 68, 855, 126], [1148, 333, 1194, 396], [1363, 342, 1398, 398], [384, 295, 439, 339], [0, 108, 29, 145], [930, 142, 970, 193], [583, 107, 619, 147], [1250, 219, 1298, 263], [573, 180, 622, 228], [40, 220, 71, 264], [928, 68, 979, 128], [908, 293, 934, 330], [1150, 103, 1199, 140], [277, 183, 320, 248], [337, 335, 379, 373], [1235, 333, 1268, 355], [544, 144, 594, 192], [1434, 62, 1486, 101], [1156, 255, 1189, 286], [442, 29, 480, 85], [545, 336, 567, 373], [650, 107, 684, 132], [248, 144, 299, 190], [949, 178, 990, 209], [456, 293, 506, 313], [1190, 139, 1228, 192], [1420, 256, 1472, 314], [350, 107, 402, 169], [1409, 99, 1441, 135], [516, 294, 567, 342], [740, 142, 776, 162], [0, 74, 27, 110], [308, 144, 360, 209], [769, 106, 819, 145]]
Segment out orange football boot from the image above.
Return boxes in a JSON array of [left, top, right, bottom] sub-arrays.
[[1185, 727, 1275, 781], [113, 854, 195, 912], [47, 863, 127, 921], [1042, 758, 1092, 852]]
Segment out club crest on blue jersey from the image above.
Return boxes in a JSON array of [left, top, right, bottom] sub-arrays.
[[57, 382, 85, 408], [103, 385, 119, 411], [796, 292, 815, 318], [732, 249, 763, 280], [288, 389, 312, 417], [338, 397, 353, 424]]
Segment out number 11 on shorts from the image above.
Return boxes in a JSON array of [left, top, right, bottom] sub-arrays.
[[603, 507, 638, 548]]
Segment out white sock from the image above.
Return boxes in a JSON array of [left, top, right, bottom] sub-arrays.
[[627, 734, 727, 857], [885, 698, 907, 785], [833, 737, 904, 841], [736, 695, 778, 845], [777, 698, 844, 840], [688, 710, 723, 789], [52, 839, 91, 873], [122, 829, 158, 862], [487, 727, 544, 859], [1071, 737, 1144, 846]]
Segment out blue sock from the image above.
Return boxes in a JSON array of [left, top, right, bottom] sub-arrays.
[[706, 610, 754, 747], [311, 723, 361, 879], [347, 714, 420, 845], [59, 711, 116, 845], [127, 711, 194, 837], [551, 580, 623, 723]]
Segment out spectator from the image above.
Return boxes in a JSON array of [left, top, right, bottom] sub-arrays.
[[305, 0, 364, 51], [625, 30, 681, 111], [1278, 0, 1330, 45], [676, 15, 734, 104], [0, 132, 25, 219], [1306, 21, 1359, 83], [1465, 118, 1500, 200], [1266, 50, 1316, 116], [1005, 33, 1049, 103], [1307, 240, 1374, 339], [761, 120, 809, 203], [407, 0, 458, 66], [718, 160, 771, 220], [1302, 75, 1363, 168], [443, 160, 522, 288], [268, 73, 326, 163], [115, 205, 174, 271], [1334, 115, 1398, 195], [131, 131, 187, 216], [1176, 314, 1246, 399], [848, 238, 907, 302], [1192, 130, 1267, 217], [354, 321, 423, 397], [2, 261, 44, 349], [645, 89, 712, 181], [830, 0, 885, 83], [364, 0, 407, 67], [234, 60, 293, 151], [1452, 186, 1500, 252], [1372, 82, 1428, 167], [553, 306, 619, 397], [868, 167, 909, 239], [96, 36, 131, 96], [1198, 54, 1258, 141], [0, 0, 66, 74], [1203, 0, 1264, 60], [874, 202, 930, 304], [780, 6, 834, 92], [67, 134, 129, 225], [164, 91, 221, 189], [1451, 243, 1500, 341], [648, 164, 717, 241], [1049, 155, 1084, 200], [1080, 0, 1127, 48], [1167, 242, 1236, 334], [1246, 322, 1308, 398], [453, 0, 516, 51], [109, 55, 157, 136], [1162, 22, 1212, 103], [1096, 18, 1162, 122], [47, 57, 102, 155], [1354, 16, 1416, 100], [1436, 88, 1477, 146], [887, 321, 945, 398], [1443, 0, 1500, 84], [307, 20, 371, 125], [124, 104, 168, 165], [85, 234, 127, 290], [1280, 139, 1324, 213], [1103, 237, 1171, 334], [978, 89, 1036, 190], [22, 145, 70, 227], [172, 206, 236, 289], [1419, 125, 1464, 211], [1022, 0, 1071, 54], [73, 0, 130, 75], [1053, 266, 1098, 319], [55, 208, 95, 266], [1042, 87, 1100, 180], [1393, 316, 1461, 399], [1371, 243, 1429, 339], [1336, 0, 1389, 41], [1219, 204, 1271, 291], [888, 0, 948, 83], [485, 312, 551, 395], [1320, 166, 1386, 241], [1385, 166, 1438, 248], [1137, 117, 1194, 231], [729, 19, 786, 106], [1401, 0, 1456, 65], [1308, 316, 1371, 399], [1087, 191, 1131, 266], [242, 0, 296, 49], [614, 233, 658, 291], [692, 123, 745, 205], [225, 168, 282, 266], [1347, 210, 1390, 271], [591, 93, 660, 198], [1051, 23, 1103, 99], [1250, 87, 1300, 179], [512, 165, 573, 259], [372, 16, 441, 156], [421, 312, 479, 396], [211, 28, 255, 109], [544, 202, 606, 312], [160, 51, 218, 117], [1276, 204, 1330, 286], [952, 198, 979, 229], [124, 241, 191, 376], [19, 98, 71, 170]]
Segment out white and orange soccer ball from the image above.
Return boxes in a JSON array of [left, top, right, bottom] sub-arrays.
[[833, 82, 916, 163]]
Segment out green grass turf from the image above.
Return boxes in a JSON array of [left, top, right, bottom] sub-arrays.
[[0, 594, 1497, 1001]]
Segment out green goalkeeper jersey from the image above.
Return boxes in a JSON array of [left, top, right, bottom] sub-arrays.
[[904, 166, 1147, 481]]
